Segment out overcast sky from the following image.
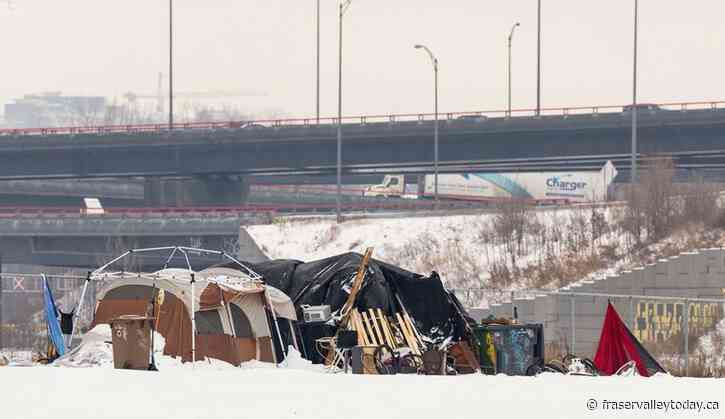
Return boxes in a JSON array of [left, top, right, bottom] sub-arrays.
[[1, 1, 723, 118]]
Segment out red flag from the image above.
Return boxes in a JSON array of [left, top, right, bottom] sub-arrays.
[[594, 302, 665, 377]]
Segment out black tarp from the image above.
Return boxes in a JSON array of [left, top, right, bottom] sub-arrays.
[[227, 252, 472, 346]]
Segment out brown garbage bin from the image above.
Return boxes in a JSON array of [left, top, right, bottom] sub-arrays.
[[110, 315, 154, 370]]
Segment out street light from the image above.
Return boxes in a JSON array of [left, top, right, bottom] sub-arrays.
[[507, 22, 520, 117], [536, 0, 541, 116], [316, 0, 321, 124], [414, 44, 439, 204], [631, 0, 639, 183], [169, 0, 174, 130], [336, 0, 353, 224]]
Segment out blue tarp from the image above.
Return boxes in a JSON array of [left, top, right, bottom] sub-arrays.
[[43, 275, 66, 357]]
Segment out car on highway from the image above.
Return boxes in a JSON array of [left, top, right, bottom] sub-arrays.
[[456, 114, 489, 122], [622, 103, 662, 114]]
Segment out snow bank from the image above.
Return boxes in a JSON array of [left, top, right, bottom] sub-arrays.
[[1, 366, 722, 419]]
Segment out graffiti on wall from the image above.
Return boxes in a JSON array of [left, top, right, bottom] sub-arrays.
[[633, 300, 723, 343]]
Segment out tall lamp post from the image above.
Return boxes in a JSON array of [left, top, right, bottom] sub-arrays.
[[631, 0, 639, 183], [316, 0, 321, 124], [414, 44, 439, 204], [507, 22, 520, 117], [536, 0, 541, 116], [336, 0, 353, 224], [169, 0, 174, 130]]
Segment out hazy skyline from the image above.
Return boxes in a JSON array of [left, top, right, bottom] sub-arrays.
[[1, 1, 724, 119]]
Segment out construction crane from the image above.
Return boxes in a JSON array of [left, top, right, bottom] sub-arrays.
[[124, 72, 268, 113]]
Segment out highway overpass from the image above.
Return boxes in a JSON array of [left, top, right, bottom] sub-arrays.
[[0, 210, 270, 268], [2, 101, 725, 204]]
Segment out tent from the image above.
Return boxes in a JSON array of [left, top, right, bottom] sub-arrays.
[[235, 253, 473, 349], [594, 302, 665, 377], [91, 266, 297, 366]]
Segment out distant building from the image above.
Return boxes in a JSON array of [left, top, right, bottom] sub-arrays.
[[3, 92, 106, 129]]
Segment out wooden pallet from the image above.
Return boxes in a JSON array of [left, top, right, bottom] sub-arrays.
[[348, 309, 422, 355]]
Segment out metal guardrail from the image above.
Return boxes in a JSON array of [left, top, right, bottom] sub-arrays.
[[0, 100, 723, 137], [0, 200, 493, 218]]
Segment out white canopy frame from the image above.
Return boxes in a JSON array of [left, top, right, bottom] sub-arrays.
[[70, 246, 289, 366]]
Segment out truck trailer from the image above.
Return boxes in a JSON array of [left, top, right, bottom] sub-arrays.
[[363, 161, 618, 204]]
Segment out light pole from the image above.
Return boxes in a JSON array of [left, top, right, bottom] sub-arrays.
[[631, 0, 639, 183], [415, 44, 439, 204], [316, 0, 321, 124], [169, 0, 174, 130], [536, 0, 541, 116], [507, 22, 520, 117], [336, 0, 352, 224]]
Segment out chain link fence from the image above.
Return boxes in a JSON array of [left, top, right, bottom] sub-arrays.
[[454, 288, 725, 377], [0, 273, 96, 353]]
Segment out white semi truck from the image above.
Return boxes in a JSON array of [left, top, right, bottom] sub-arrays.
[[363, 161, 618, 203]]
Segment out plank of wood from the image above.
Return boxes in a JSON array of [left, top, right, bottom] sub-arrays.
[[338, 248, 374, 331], [396, 312, 420, 355], [350, 310, 367, 346], [361, 312, 379, 346], [368, 308, 386, 347], [403, 311, 425, 349], [377, 309, 396, 349], [357, 311, 372, 346]]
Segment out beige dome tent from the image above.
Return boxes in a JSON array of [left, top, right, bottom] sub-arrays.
[[74, 247, 297, 366]]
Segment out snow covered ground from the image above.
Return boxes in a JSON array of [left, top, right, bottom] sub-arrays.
[[4, 326, 720, 418], [247, 208, 627, 306], [1, 365, 723, 419]]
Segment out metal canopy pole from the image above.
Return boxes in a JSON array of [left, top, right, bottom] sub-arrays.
[[190, 272, 196, 365], [69, 272, 92, 349], [265, 288, 287, 366]]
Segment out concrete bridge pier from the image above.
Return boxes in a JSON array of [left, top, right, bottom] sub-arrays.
[[144, 176, 250, 207]]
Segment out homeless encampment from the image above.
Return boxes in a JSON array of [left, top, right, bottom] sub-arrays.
[[228, 252, 475, 363], [92, 267, 297, 366]]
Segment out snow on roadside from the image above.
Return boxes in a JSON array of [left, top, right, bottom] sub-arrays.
[[1, 365, 723, 419]]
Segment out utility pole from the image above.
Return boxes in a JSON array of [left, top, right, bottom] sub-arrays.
[[414, 44, 439, 204], [507, 22, 520, 117], [316, 0, 321, 124], [631, 0, 639, 183], [536, 0, 541, 116], [169, 0, 174, 130], [336, 0, 353, 224]]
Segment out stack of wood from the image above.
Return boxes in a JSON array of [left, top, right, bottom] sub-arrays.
[[348, 309, 425, 356]]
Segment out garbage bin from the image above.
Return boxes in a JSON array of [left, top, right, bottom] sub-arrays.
[[110, 315, 153, 370]]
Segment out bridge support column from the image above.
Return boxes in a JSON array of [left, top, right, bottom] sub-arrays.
[[187, 175, 250, 206], [144, 176, 249, 207]]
